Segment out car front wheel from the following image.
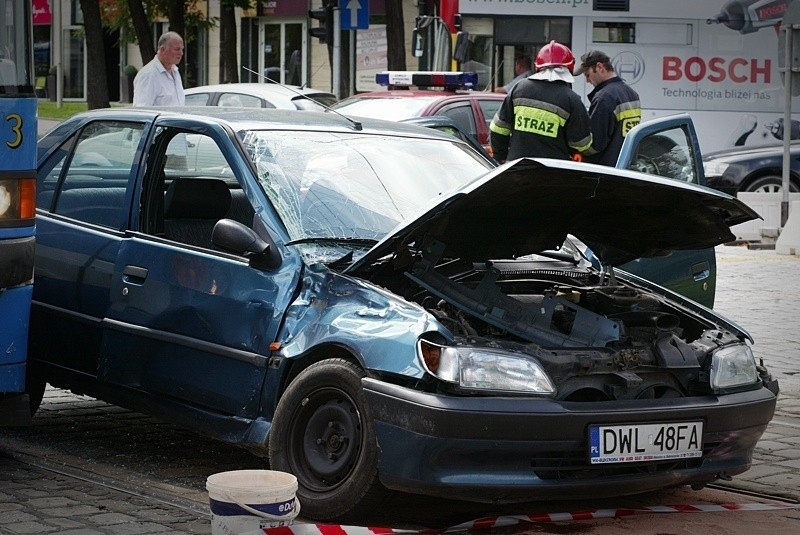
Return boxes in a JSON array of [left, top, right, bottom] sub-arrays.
[[268, 358, 385, 521]]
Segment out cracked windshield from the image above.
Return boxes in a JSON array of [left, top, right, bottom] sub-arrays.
[[242, 130, 493, 264]]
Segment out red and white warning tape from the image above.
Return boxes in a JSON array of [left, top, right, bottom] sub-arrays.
[[246, 502, 799, 535]]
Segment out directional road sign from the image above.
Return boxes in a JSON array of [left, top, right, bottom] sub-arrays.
[[341, 0, 369, 31]]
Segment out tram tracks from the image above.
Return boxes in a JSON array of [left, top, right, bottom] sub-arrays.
[[0, 444, 210, 519]]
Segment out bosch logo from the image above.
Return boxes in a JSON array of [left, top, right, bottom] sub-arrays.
[[663, 57, 772, 83], [612, 52, 645, 85]]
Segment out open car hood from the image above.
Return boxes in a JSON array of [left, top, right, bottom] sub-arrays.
[[347, 158, 760, 273]]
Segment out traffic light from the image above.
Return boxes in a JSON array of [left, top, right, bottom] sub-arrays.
[[309, 4, 334, 44]]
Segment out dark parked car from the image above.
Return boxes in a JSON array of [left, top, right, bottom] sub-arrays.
[[703, 142, 800, 196], [30, 107, 776, 521]]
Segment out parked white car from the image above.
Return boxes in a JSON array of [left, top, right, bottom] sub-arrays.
[[184, 83, 337, 111]]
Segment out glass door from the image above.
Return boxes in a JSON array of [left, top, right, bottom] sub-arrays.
[[259, 21, 305, 86]]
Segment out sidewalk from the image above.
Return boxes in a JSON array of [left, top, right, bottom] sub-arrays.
[[713, 244, 800, 500], [38, 118, 61, 138]]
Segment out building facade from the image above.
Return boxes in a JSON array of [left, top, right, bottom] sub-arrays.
[[34, 0, 424, 101], [31, 0, 800, 152]]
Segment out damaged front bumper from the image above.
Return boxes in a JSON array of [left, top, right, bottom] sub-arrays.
[[362, 377, 777, 502]]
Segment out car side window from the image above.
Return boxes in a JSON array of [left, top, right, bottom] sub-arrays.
[[478, 99, 502, 130], [627, 126, 697, 184], [439, 104, 477, 138], [143, 129, 254, 249], [48, 121, 143, 228], [219, 92, 263, 108], [185, 92, 211, 106]]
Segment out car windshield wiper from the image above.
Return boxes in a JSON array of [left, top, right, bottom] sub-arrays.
[[285, 237, 379, 247]]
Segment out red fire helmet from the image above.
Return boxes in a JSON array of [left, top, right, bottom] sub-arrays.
[[535, 41, 576, 71]]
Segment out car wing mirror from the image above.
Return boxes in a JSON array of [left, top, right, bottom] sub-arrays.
[[212, 218, 281, 270]]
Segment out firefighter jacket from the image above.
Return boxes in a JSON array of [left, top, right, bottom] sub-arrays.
[[585, 76, 642, 166], [489, 78, 592, 161]]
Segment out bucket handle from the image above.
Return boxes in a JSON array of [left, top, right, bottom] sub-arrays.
[[236, 498, 301, 522]]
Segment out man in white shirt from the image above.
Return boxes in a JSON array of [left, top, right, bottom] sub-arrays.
[[133, 32, 185, 107]]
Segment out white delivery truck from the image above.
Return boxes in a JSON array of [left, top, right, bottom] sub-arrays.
[[457, 0, 800, 153]]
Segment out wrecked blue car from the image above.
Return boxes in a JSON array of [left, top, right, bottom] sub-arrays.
[[30, 107, 777, 521]]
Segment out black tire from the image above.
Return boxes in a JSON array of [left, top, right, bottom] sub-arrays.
[[268, 358, 385, 521], [744, 175, 799, 194], [25, 365, 47, 417]]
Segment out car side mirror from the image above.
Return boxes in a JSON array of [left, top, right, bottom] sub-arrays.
[[212, 218, 281, 270]]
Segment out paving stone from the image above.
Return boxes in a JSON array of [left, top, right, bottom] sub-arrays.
[[0, 510, 39, 524], [738, 463, 789, 479], [27, 496, 80, 508], [3, 520, 61, 534], [87, 512, 138, 525], [42, 505, 106, 518], [46, 517, 85, 530], [776, 458, 800, 470]]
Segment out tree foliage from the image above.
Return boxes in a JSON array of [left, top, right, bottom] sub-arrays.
[[104, 1, 215, 51]]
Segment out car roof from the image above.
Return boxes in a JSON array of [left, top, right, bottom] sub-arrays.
[[185, 83, 334, 98], [184, 83, 338, 110], [47, 106, 467, 141]]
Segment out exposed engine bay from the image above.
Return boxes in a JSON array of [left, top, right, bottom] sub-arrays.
[[372, 239, 767, 402]]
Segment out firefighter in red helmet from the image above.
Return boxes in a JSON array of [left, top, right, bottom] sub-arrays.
[[490, 41, 592, 162]]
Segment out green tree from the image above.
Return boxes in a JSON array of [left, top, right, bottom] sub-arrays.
[[125, 0, 155, 62], [107, 1, 213, 82]]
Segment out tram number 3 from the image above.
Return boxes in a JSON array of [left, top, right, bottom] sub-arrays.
[[4, 113, 24, 149]]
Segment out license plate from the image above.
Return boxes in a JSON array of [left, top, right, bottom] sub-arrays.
[[589, 421, 703, 464]]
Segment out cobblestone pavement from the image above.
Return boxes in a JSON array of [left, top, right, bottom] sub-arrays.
[[712, 244, 800, 501], [1, 244, 798, 534], [0, 455, 209, 534]]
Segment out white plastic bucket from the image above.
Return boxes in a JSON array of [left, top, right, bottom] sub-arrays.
[[206, 470, 300, 535]]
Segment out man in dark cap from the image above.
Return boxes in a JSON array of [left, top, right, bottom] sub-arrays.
[[574, 50, 641, 166]]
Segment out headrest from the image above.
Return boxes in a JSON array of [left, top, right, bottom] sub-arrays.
[[164, 178, 231, 219]]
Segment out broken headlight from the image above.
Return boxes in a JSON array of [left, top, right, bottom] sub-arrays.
[[709, 344, 759, 393], [418, 340, 556, 395]]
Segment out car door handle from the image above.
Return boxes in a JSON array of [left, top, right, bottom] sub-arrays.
[[691, 261, 710, 282], [123, 265, 149, 284]]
